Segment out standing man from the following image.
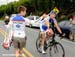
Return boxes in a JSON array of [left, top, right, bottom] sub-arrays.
[[7, 6, 29, 57]]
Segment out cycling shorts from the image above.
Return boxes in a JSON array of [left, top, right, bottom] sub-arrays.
[[40, 25, 48, 32]]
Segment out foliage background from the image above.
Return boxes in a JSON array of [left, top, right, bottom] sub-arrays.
[[0, 0, 75, 21]]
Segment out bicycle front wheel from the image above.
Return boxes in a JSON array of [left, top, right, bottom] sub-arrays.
[[49, 42, 65, 57]]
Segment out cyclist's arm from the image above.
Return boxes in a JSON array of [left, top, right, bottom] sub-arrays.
[[35, 17, 43, 22], [24, 18, 30, 25], [54, 20, 62, 34], [45, 18, 50, 29]]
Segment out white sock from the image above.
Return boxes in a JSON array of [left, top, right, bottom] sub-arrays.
[[41, 46, 44, 51], [41, 45, 46, 53]]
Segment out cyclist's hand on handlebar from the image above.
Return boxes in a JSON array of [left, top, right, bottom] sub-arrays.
[[59, 33, 65, 39]]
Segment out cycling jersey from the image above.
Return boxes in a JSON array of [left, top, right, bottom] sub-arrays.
[[40, 16, 57, 32], [40, 16, 49, 32], [8, 14, 30, 38], [48, 17, 56, 32], [48, 17, 56, 27]]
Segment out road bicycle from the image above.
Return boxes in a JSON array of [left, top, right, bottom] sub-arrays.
[[36, 31, 65, 57]]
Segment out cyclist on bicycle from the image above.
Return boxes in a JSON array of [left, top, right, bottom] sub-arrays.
[[40, 11, 53, 53], [40, 11, 63, 54], [48, 11, 62, 35], [7, 6, 30, 57]]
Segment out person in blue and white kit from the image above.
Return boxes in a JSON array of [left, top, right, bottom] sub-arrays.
[[48, 11, 63, 36], [40, 12, 54, 54], [40, 11, 63, 54], [7, 6, 30, 57]]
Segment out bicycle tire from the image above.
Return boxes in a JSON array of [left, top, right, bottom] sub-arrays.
[[36, 31, 42, 53], [49, 42, 65, 57]]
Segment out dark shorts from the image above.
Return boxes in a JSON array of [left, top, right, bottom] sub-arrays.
[[12, 37, 27, 50], [42, 25, 48, 31]]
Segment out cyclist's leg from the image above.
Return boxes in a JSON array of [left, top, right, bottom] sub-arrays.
[[40, 25, 47, 53], [41, 32, 46, 46], [47, 28, 54, 37], [41, 31, 46, 53]]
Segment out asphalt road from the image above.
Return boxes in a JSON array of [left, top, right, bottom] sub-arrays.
[[0, 21, 75, 57]]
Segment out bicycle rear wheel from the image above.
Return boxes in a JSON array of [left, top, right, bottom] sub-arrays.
[[49, 42, 65, 57], [36, 32, 42, 53]]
